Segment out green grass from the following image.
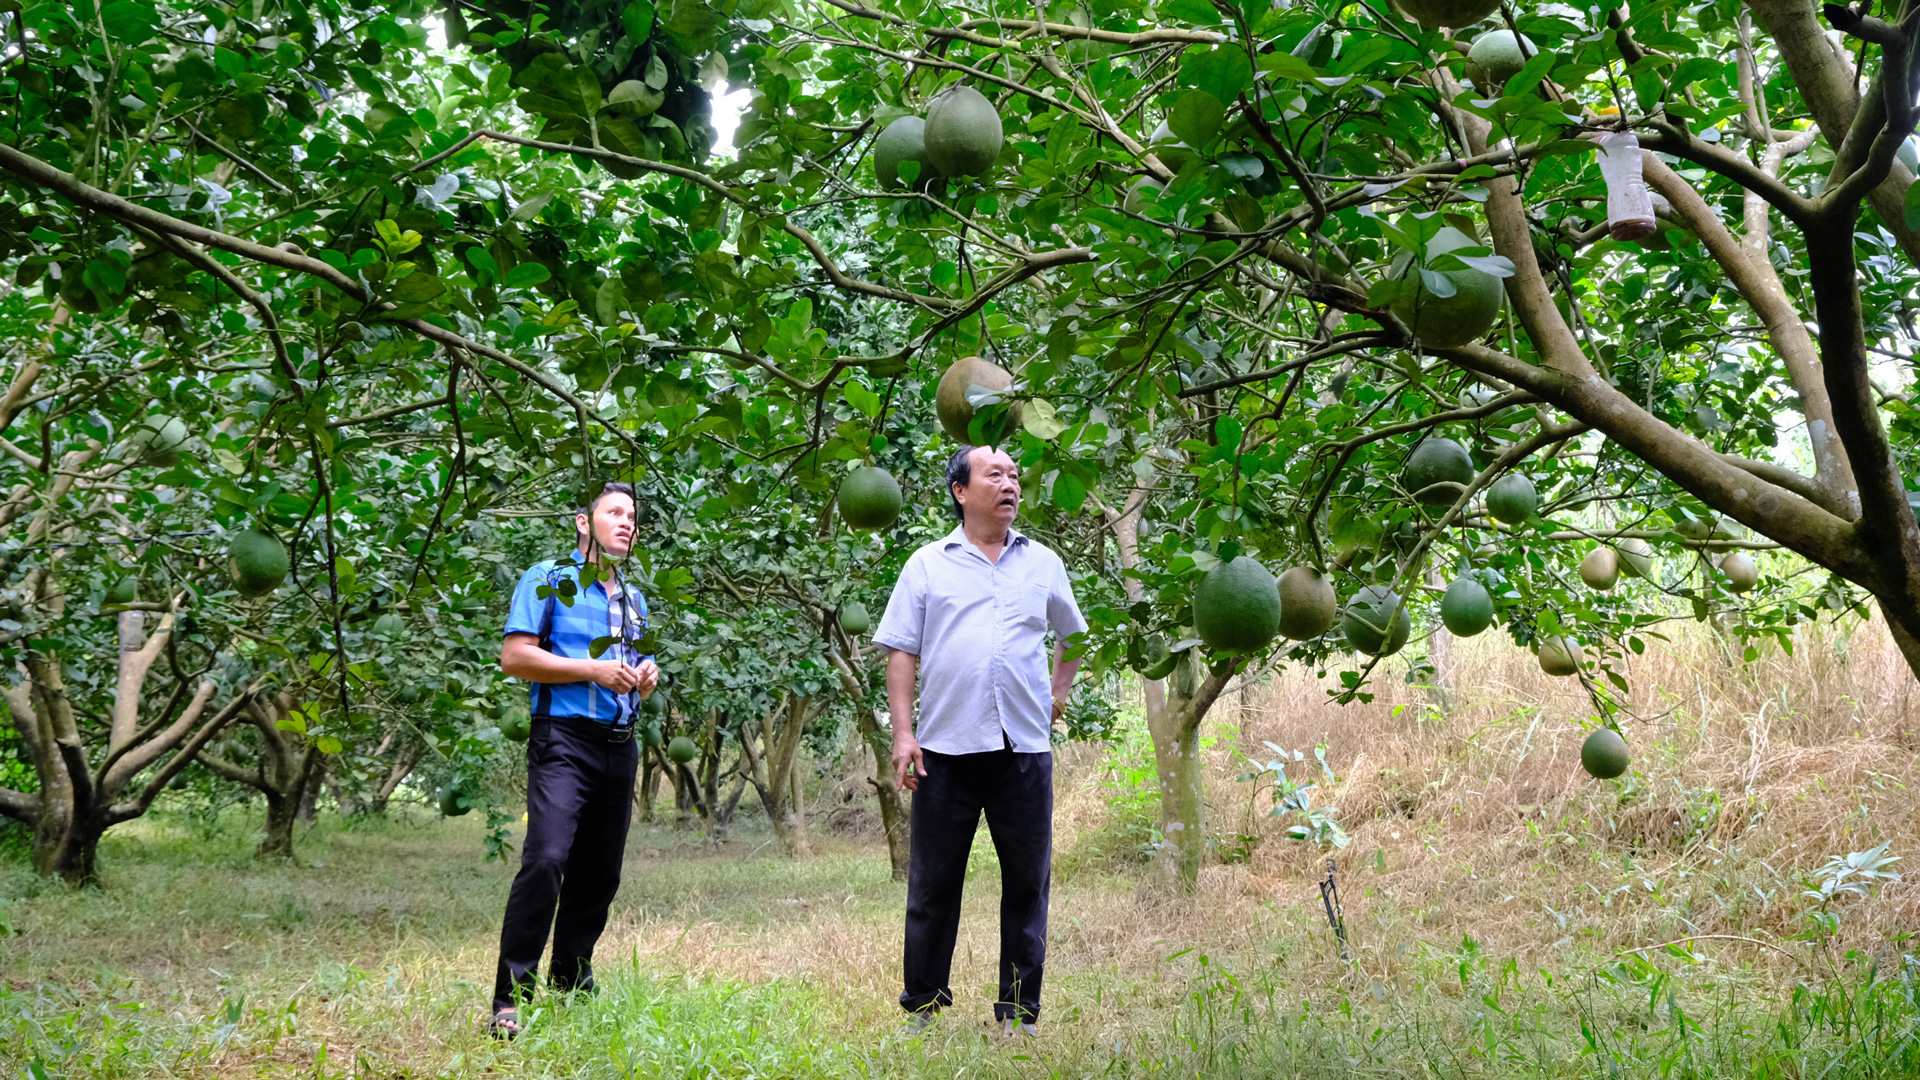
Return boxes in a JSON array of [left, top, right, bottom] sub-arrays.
[[3, 803, 1916, 1079]]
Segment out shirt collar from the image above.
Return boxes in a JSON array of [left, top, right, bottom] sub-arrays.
[[942, 525, 1028, 557]]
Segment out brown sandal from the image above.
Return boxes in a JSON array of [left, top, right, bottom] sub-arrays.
[[488, 1007, 521, 1040]]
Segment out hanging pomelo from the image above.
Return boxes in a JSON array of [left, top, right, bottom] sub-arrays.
[[1466, 29, 1536, 88], [1276, 566, 1339, 640], [840, 601, 872, 635], [873, 116, 935, 191], [1618, 537, 1657, 580], [1485, 474, 1538, 524], [667, 735, 699, 764], [1579, 548, 1620, 591], [1719, 552, 1759, 593], [1193, 556, 1282, 654], [229, 529, 290, 598], [1394, 0, 1501, 28], [1580, 727, 1630, 779], [839, 467, 904, 531], [1538, 635, 1581, 676], [1390, 228, 1505, 349], [924, 86, 1003, 178], [934, 356, 1021, 443], [1403, 437, 1475, 506], [1439, 576, 1494, 636], [1341, 585, 1411, 656]]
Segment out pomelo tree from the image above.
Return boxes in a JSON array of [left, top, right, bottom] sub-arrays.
[[6, 0, 1918, 896]]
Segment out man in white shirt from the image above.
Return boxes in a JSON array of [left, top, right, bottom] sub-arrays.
[[872, 444, 1087, 1037]]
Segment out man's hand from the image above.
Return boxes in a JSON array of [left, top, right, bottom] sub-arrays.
[[588, 660, 646, 694], [892, 732, 925, 792], [1051, 695, 1067, 724], [635, 658, 660, 698]]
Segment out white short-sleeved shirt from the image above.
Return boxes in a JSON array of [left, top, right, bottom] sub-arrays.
[[871, 526, 1088, 754]]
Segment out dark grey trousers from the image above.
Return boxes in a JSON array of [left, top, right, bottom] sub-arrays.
[[492, 717, 637, 1011], [900, 745, 1053, 1022]]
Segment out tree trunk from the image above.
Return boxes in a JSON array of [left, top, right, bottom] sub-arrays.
[[740, 695, 814, 857], [637, 752, 659, 823], [856, 705, 910, 881], [258, 790, 299, 859], [1425, 567, 1455, 713]]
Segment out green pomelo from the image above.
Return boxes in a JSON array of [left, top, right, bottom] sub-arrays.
[[229, 529, 290, 598], [924, 86, 1003, 178], [1148, 121, 1193, 171], [1403, 437, 1475, 506], [1138, 635, 1177, 680], [372, 612, 406, 639], [1439, 577, 1494, 637], [1193, 556, 1282, 653], [873, 116, 934, 191], [1485, 473, 1538, 524], [501, 710, 532, 742], [935, 356, 1022, 443], [1466, 29, 1536, 87], [1538, 635, 1581, 677], [667, 735, 699, 764], [126, 414, 190, 466], [641, 722, 664, 749], [106, 576, 138, 605], [840, 601, 873, 635], [639, 692, 664, 716], [1670, 510, 1711, 540], [1618, 537, 1657, 580], [1393, 0, 1501, 28], [1579, 547, 1619, 591], [1276, 565, 1339, 640], [1720, 552, 1759, 593], [438, 784, 471, 817], [1123, 176, 1166, 218], [1390, 230, 1505, 348], [839, 467, 904, 531], [1342, 585, 1411, 657], [1580, 728, 1630, 779]]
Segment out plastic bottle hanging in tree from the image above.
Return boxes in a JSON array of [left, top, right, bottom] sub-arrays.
[[1591, 132, 1656, 241]]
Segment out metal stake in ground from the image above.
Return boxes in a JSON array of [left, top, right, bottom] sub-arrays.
[[1319, 858, 1351, 962]]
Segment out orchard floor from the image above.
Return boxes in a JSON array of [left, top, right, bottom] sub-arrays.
[[6, 621, 1920, 1078]]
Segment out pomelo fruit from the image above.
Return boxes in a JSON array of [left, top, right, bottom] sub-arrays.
[[1148, 120, 1193, 171], [1466, 29, 1535, 88], [372, 612, 406, 639], [874, 116, 935, 191], [839, 467, 903, 531], [1618, 537, 1657, 580], [1670, 510, 1711, 540], [438, 784, 471, 817], [1138, 634, 1177, 680], [641, 721, 664, 749], [666, 735, 699, 764], [840, 601, 872, 635], [935, 356, 1021, 443], [1719, 552, 1759, 593], [125, 414, 190, 466], [229, 529, 290, 598], [106, 576, 138, 605], [501, 709, 532, 742], [1394, 0, 1501, 28], [1391, 228, 1505, 349], [1403, 437, 1475, 506], [1485, 473, 1538, 524], [1123, 176, 1166, 218], [1580, 727, 1629, 778], [1538, 635, 1581, 676], [1342, 585, 1411, 656], [924, 86, 1003, 178], [1276, 565, 1339, 640], [1193, 556, 1282, 653], [1439, 576, 1494, 637], [1579, 547, 1619, 591]]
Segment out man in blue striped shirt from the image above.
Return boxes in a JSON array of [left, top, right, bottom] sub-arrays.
[[489, 482, 657, 1038]]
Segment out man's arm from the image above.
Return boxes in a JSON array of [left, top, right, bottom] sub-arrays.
[[1049, 640, 1083, 724], [886, 648, 924, 791], [501, 633, 658, 696]]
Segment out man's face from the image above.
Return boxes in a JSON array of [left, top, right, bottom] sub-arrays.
[[577, 493, 636, 559], [954, 447, 1020, 532]]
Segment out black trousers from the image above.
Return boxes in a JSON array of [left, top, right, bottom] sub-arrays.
[[900, 746, 1053, 1022], [492, 717, 638, 1012]]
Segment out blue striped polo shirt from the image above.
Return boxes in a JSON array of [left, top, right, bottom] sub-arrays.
[[504, 556, 652, 724]]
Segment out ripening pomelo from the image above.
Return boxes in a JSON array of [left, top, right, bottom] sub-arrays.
[[935, 356, 1021, 443], [1538, 635, 1582, 677], [1485, 473, 1538, 524], [1276, 566, 1339, 640], [229, 529, 290, 598], [1439, 576, 1494, 637], [1403, 438, 1475, 506], [1193, 556, 1282, 654], [667, 735, 699, 764], [1342, 585, 1411, 656], [839, 467, 904, 531], [840, 601, 872, 635], [125, 414, 190, 466], [874, 116, 935, 190], [500, 709, 532, 742], [1390, 229, 1505, 348], [924, 86, 1003, 178], [1618, 537, 1657, 580], [1579, 547, 1620, 591], [1466, 29, 1536, 88], [1719, 552, 1759, 593], [1394, 0, 1500, 27], [1580, 727, 1630, 779], [438, 784, 471, 816]]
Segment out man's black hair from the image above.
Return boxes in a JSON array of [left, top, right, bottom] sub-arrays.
[[945, 447, 976, 522], [578, 481, 638, 517]]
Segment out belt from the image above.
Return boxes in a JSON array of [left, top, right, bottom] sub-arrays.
[[533, 714, 634, 744]]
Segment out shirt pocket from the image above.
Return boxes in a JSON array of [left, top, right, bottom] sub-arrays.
[[1018, 581, 1050, 630]]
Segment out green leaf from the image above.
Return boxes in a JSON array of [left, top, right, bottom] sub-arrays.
[[1022, 398, 1068, 440], [390, 272, 445, 303], [1902, 179, 1920, 231], [844, 380, 881, 417], [1053, 470, 1087, 512], [1169, 90, 1225, 148], [503, 262, 552, 289], [607, 79, 666, 118], [623, 0, 656, 40], [1179, 48, 1252, 104], [315, 735, 344, 754]]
